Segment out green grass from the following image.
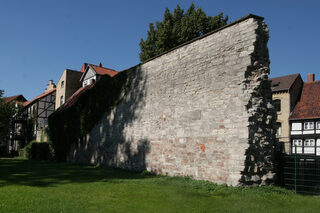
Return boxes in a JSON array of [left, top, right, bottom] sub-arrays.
[[0, 158, 319, 213]]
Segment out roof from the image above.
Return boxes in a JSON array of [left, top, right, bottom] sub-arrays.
[[57, 84, 94, 111], [22, 101, 30, 107], [23, 88, 56, 108], [269, 73, 300, 92], [80, 63, 118, 82], [4, 94, 27, 103], [290, 81, 320, 120], [91, 64, 118, 77]]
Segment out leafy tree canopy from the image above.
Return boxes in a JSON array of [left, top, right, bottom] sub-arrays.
[[0, 90, 16, 145], [139, 3, 228, 62]]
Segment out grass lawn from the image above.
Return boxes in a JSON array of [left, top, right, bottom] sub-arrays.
[[0, 158, 319, 213]]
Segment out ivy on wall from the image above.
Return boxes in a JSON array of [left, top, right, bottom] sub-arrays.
[[48, 66, 136, 161]]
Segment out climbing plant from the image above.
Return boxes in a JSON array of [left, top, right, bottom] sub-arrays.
[[48, 66, 135, 161]]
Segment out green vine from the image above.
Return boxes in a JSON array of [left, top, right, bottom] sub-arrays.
[[48, 66, 136, 161]]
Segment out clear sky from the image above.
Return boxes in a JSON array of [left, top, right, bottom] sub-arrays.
[[1, 0, 319, 100]]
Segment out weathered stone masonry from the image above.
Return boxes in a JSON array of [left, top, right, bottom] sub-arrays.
[[68, 15, 276, 186]]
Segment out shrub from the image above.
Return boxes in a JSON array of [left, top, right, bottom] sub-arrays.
[[18, 147, 25, 157], [23, 141, 53, 160], [0, 143, 8, 157]]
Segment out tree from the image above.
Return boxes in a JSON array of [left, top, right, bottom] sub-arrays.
[[0, 90, 16, 150], [139, 3, 228, 62]]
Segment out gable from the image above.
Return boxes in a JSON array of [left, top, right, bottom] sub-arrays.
[[82, 67, 96, 81]]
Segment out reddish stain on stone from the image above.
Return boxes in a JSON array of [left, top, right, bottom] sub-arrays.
[[200, 144, 206, 152], [196, 143, 206, 152]]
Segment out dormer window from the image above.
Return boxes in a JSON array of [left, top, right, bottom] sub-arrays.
[[304, 122, 314, 130]]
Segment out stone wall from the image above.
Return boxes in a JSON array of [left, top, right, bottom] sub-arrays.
[[68, 15, 276, 186]]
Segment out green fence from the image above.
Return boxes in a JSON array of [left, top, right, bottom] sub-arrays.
[[279, 154, 320, 195]]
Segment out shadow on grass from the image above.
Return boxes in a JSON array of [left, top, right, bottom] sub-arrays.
[[0, 158, 155, 188]]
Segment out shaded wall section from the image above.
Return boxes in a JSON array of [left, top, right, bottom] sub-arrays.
[[68, 15, 276, 186]]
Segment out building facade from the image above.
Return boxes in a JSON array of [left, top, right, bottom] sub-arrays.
[[55, 69, 82, 110], [289, 74, 320, 155], [270, 74, 303, 152], [9, 81, 56, 152]]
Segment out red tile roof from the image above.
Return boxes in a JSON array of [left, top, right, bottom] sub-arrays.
[[269, 73, 300, 92], [290, 81, 320, 120], [24, 88, 56, 108], [4, 94, 27, 103], [91, 64, 118, 77], [22, 101, 30, 107], [80, 63, 118, 82]]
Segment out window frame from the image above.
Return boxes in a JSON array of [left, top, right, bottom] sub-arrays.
[[293, 139, 302, 147], [274, 99, 281, 112], [304, 122, 314, 130], [304, 139, 315, 147], [292, 138, 318, 155]]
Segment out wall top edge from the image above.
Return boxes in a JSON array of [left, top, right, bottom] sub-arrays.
[[140, 14, 264, 64]]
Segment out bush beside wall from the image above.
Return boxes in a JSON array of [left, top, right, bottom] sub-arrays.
[[22, 141, 53, 160]]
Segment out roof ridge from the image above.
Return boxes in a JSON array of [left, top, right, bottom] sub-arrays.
[[305, 80, 320, 84], [91, 64, 117, 72], [269, 73, 300, 80]]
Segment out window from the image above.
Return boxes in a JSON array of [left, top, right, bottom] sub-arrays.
[[292, 139, 303, 154], [304, 122, 314, 130], [292, 122, 302, 130], [60, 96, 64, 106], [276, 122, 282, 137], [304, 139, 315, 154], [274, 99, 281, 112], [316, 121, 320, 129], [304, 139, 315, 147], [293, 139, 302, 147], [61, 81, 64, 88], [292, 139, 317, 155]]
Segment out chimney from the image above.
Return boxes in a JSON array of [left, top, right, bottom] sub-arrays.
[[45, 80, 56, 93], [98, 62, 102, 67], [307, 73, 315, 83]]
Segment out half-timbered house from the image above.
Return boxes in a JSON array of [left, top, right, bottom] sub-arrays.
[[9, 81, 56, 151], [289, 74, 320, 155]]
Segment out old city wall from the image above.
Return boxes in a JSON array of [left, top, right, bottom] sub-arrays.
[[68, 15, 276, 186]]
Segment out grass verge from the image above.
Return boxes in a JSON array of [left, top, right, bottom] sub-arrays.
[[0, 158, 319, 213]]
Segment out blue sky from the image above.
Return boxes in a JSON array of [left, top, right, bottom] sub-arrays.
[[0, 0, 319, 100]]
